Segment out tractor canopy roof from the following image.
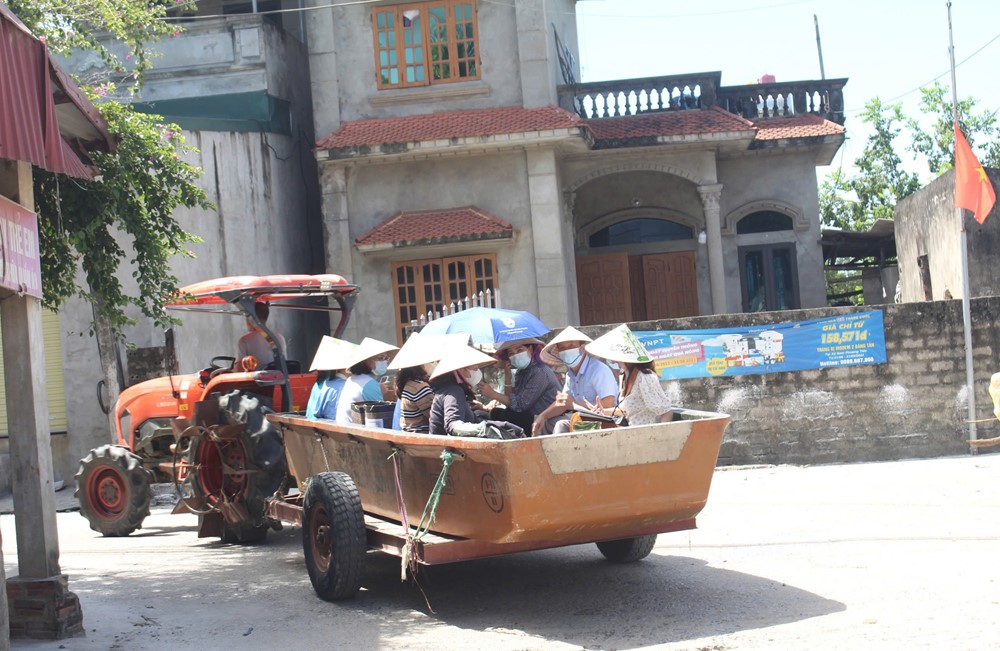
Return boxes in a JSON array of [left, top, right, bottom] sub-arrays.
[[167, 274, 359, 316]]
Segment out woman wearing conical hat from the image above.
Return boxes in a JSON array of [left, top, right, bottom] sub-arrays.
[[305, 336, 358, 421], [584, 324, 672, 426], [427, 343, 496, 436], [334, 337, 399, 425]]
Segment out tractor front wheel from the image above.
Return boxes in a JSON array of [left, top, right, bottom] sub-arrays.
[[75, 445, 152, 537]]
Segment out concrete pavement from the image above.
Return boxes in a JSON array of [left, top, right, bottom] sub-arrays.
[[3, 453, 1000, 650]]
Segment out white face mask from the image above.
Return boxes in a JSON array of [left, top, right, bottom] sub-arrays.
[[558, 346, 583, 366], [509, 351, 531, 370], [465, 368, 483, 386], [373, 360, 388, 376]]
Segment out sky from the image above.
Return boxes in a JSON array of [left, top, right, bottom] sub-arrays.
[[574, 0, 1000, 185]]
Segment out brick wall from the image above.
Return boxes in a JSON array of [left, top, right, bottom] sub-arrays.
[[577, 298, 1000, 466]]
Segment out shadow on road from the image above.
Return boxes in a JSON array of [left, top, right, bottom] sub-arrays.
[[344, 539, 844, 649]]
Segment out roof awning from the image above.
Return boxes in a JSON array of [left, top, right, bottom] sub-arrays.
[[355, 206, 517, 253], [0, 4, 115, 179], [822, 219, 896, 265]]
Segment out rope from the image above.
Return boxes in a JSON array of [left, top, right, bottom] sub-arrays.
[[388, 447, 418, 580], [414, 449, 458, 541]]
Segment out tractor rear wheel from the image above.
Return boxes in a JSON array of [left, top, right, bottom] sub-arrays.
[[595, 534, 658, 563], [75, 445, 153, 537], [302, 472, 366, 601]]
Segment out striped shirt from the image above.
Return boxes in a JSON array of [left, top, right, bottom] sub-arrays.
[[400, 379, 434, 432]]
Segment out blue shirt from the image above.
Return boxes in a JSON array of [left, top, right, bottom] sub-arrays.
[[306, 375, 346, 420], [335, 374, 384, 424], [563, 354, 618, 406]]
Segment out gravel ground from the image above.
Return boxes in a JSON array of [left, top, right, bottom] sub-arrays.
[[3, 453, 999, 650]]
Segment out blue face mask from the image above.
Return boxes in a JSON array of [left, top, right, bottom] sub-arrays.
[[558, 347, 583, 367], [509, 351, 531, 370], [373, 360, 388, 376]]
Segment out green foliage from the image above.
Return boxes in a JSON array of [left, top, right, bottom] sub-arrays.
[[6, 1, 213, 337], [821, 88, 998, 233], [5, 0, 196, 87], [34, 97, 211, 333], [906, 81, 1000, 174]]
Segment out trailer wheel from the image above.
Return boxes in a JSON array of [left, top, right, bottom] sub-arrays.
[[75, 445, 152, 537], [302, 472, 366, 601], [596, 534, 658, 563]]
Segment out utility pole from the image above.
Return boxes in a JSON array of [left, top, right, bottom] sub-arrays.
[[814, 15, 826, 79]]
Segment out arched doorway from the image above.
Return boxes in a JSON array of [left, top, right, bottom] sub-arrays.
[[575, 215, 700, 325], [736, 210, 799, 311]]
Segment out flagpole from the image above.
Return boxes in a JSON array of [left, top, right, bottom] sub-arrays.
[[947, 0, 978, 447]]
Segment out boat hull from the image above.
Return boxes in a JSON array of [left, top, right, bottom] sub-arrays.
[[269, 409, 729, 546]]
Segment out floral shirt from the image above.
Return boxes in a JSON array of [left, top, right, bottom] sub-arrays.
[[618, 371, 672, 426]]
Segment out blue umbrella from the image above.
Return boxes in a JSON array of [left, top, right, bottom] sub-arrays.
[[420, 307, 550, 348]]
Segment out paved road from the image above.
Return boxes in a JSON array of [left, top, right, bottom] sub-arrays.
[[3, 454, 999, 650]]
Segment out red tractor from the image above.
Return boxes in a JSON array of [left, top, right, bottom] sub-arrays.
[[75, 274, 358, 543]]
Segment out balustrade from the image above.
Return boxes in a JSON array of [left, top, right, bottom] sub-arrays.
[[558, 73, 846, 124]]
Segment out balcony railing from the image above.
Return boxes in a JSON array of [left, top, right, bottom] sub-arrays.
[[558, 72, 846, 125]]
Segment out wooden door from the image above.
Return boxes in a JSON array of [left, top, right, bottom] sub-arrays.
[[642, 251, 699, 319], [576, 253, 632, 325]]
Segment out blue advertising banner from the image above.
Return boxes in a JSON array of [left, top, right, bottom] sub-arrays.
[[634, 310, 887, 380]]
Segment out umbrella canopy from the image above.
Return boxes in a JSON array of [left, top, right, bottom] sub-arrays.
[[420, 307, 549, 349]]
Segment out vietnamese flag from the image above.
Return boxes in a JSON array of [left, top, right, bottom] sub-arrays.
[[954, 121, 996, 224]]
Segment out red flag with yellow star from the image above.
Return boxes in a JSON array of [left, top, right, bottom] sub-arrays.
[[954, 121, 996, 224]]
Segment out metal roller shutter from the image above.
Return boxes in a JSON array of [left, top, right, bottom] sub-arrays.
[[0, 309, 67, 434]]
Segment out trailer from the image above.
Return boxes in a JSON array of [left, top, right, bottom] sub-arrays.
[[254, 408, 730, 600]]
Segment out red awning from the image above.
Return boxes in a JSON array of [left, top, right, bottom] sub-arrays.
[[0, 4, 114, 179]]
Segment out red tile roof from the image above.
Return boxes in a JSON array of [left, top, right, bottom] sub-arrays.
[[753, 114, 845, 140], [317, 105, 586, 150], [585, 107, 755, 141], [355, 206, 515, 249]]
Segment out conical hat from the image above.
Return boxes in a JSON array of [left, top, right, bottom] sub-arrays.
[[584, 324, 652, 364], [387, 331, 472, 370], [541, 326, 592, 366], [309, 336, 358, 371], [430, 344, 497, 379], [345, 337, 399, 369]]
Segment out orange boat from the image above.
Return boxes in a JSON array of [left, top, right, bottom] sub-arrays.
[[264, 408, 730, 600]]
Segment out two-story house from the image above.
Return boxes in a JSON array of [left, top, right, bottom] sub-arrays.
[[304, 0, 847, 344], [28, 0, 847, 484]]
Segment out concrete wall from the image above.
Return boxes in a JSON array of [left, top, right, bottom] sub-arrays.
[[895, 168, 1000, 302], [327, 151, 538, 343], [307, 0, 541, 139], [717, 151, 826, 310], [572, 298, 1000, 466]]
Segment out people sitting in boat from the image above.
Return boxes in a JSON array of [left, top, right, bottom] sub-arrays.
[[477, 337, 560, 434], [387, 332, 473, 433], [584, 324, 672, 426], [395, 366, 434, 432], [532, 326, 619, 436], [305, 336, 358, 420], [428, 344, 496, 436], [334, 337, 399, 425]]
